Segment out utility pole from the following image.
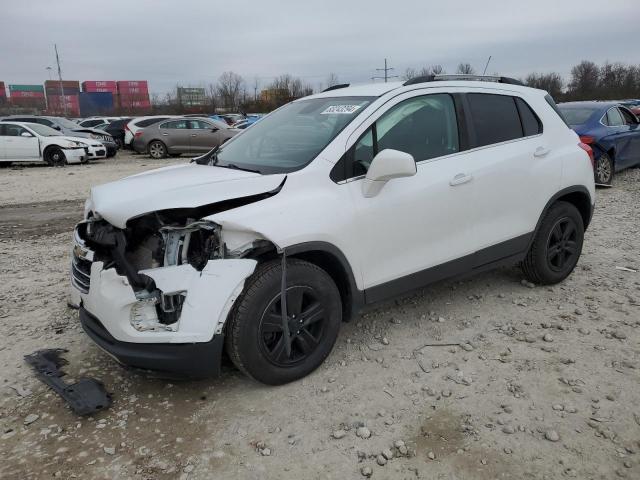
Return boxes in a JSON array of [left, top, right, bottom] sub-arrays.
[[482, 56, 492, 76], [54, 44, 67, 116], [371, 58, 398, 83]]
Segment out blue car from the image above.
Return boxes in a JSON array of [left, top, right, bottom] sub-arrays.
[[558, 101, 640, 185]]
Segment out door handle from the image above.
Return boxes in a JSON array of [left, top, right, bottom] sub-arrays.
[[449, 173, 473, 186], [162, 133, 169, 136], [191, 134, 197, 137], [534, 146, 550, 157]]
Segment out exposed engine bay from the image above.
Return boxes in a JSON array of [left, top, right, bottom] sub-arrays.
[[78, 212, 227, 328]]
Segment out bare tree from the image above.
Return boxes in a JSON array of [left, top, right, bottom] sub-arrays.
[[429, 64, 445, 75], [566, 61, 600, 100], [216, 71, 244, 111], [456, 63, 476, 75], [525, 72, 564, 99], [326, 72, 340, 88]]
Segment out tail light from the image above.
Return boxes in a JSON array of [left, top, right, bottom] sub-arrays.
[[134, 131, 143, 138], [579, 135, 594, 145], [578, 142, 594, 168]]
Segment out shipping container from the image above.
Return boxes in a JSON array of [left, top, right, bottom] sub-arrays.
[[82, 80, 117, 92], [9, 97, 47, 110], [47, 94, 80, 116], [79, 92, 114, 116], [117, 80, 148, 89], [46, 86, 80, 95], [45, 79, 80, 90], [10, 90, 46, 98], [9, 84, 45, 93]]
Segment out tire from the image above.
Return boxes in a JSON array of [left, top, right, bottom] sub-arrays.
[[114, 137, 124, 149], [225, 259, 342, 385], [148, 140, 167, 159], [594, 153, 613, 185], [44, 147, 66, 166], [521, 201, 584, 285]]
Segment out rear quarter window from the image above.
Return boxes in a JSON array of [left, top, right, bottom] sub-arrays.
[[467, 93, 522, 147], [515, 97, 542, 136]]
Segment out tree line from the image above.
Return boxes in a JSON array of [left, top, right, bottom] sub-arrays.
[[401, 60, 640, 102]]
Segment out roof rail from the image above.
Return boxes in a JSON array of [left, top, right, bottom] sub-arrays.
[[403, 74, 524, 87], [322, 83, 350, 92]]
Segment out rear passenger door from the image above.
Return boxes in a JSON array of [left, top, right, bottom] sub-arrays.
[[616, 107, 640, 167], [160, 120, 190, 153], [462, 92, 555, 252]]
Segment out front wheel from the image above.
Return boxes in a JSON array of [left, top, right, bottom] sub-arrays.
[[225, 259, 342, 385], [148, 140, 167, 159], [521, 201, 584, 285], [594, 153, 613, 185], [44, 147, 66, 166]]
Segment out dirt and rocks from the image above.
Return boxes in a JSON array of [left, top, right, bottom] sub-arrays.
[[1, 154, 639, 479]]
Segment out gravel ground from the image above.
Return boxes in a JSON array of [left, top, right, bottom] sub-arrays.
[[1, 153, 639, 480]]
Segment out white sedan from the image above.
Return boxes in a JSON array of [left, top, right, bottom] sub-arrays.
[[0, 122, 105, 166]]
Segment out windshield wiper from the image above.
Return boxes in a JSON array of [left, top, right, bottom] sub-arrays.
[[217, 163, 262, 174]]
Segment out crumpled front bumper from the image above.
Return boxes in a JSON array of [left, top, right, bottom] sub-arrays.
[[70, 229, 257, 376]]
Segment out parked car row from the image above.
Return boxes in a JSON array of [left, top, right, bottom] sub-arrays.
[[558, 100, 640, 185], [0, 115, 118, 166]]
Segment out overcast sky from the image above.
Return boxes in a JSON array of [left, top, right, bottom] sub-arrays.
[[1, 0, 638, 95]]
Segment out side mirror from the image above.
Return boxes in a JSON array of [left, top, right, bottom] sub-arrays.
[[362, 149, 416, 197], [54, 126, 62, 131], [211, 127, 219, 132], [21, 131, 33, 137]]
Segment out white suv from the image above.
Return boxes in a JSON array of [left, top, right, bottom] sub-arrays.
[[70, 76, 595, 384]]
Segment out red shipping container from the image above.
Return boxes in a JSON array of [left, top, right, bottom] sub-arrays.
[[11, 90, 45, 98], [117, 80, 148, 88], [48, 94, 80, 115], [82, 80, 117, 91], [118, 86, 149, 96]]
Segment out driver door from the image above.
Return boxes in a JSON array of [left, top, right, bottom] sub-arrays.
[[342, 92, 481, 300], [3, 124, 40, 161]]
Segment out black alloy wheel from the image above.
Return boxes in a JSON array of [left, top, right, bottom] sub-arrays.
[[546, 217, 579, 272], [258, 286, 327, 367]]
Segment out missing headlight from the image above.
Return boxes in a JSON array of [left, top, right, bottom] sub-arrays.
[[160, 220, 222, 270]]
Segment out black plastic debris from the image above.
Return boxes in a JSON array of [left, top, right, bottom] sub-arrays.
[[24, 349, 112, 416]]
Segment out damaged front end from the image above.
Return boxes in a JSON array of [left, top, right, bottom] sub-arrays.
[[70, 211, 259, 377]]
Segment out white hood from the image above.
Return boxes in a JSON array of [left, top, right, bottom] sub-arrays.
[[89, 163, 286, 228], [63, 135, 103, 146]]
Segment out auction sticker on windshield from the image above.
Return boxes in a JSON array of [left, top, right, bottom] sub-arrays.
[[321, 105, 362, 114]]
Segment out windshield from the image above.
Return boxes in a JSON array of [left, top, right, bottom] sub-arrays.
[[213, 96, 374, 174], [558, 106, 599, 126], [27, 123, 63, 136]]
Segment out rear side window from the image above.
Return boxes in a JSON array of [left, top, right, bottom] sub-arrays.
[[467, 94, 522, 147], [604, 108, 624, 127], [161, 120, 188, 129], [515, 98, 542, 136], [137, 117, 168, 128], [545, 95, 569, 126]]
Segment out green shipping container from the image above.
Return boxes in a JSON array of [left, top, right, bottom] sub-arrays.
[[9, 84, 44, 93]]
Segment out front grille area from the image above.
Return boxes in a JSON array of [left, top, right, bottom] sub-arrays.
[[71, 224, 95, 294], [96, 149, 105, 156], [71, 254, 92, 293]]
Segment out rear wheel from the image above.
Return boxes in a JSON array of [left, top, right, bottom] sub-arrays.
[[225, 259, 342, 385], [114, 137, 124, 149], [594, 153, 613, 185], [148, 141, 167, 159], [44, 147, 66, 166], [521, 201, 584, 285]]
